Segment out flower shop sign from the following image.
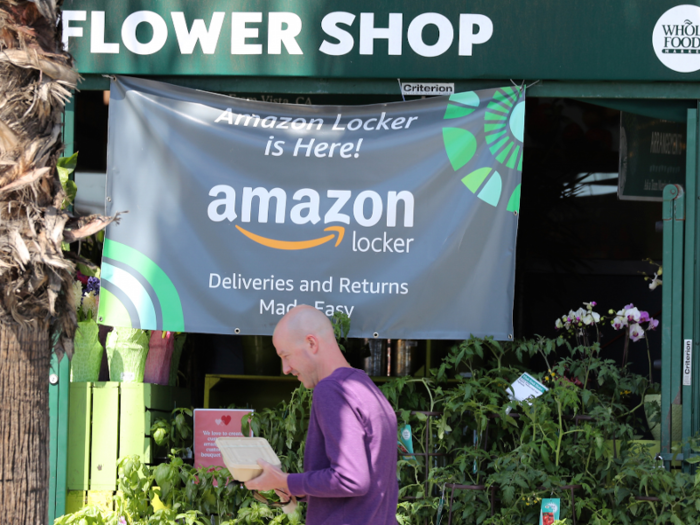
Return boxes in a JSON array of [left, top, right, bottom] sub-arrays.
[[98, 76, 523, 339]]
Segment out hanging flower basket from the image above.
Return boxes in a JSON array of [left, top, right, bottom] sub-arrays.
[[71, 320, 103, 382], [144, 331, 174, 385], [106, 327, 150, 382]]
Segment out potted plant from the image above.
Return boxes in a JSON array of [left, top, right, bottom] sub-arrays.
[[106, 327, 150, 382], [70, 275, 103, 382]]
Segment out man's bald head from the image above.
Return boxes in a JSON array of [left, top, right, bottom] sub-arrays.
[[274, 304, 335, 346], [273, 305, 349, 388]]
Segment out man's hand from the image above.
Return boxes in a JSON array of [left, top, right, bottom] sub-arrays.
[[244, 459, 290, 493]]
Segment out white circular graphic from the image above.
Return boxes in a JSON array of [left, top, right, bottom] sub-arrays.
[[401, 428, 411, 440], [653, 5, 700, 72]]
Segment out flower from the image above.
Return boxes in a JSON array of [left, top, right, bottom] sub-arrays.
[[648, 318, 659, 330], [625, 307, 641, 323], [119, 517, 127, 525], [629, 323, 645, 342], [612, 315, 627, 330], [639, 310, 650, 323], [86, 276, 100, 295], [649, 273, 662, 291], [71, 281, 83, 313], [582, 311, 601, 326], [81, 291, 99, 321]]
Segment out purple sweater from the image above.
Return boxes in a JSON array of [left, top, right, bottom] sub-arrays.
[[287, 367, 398, 525]]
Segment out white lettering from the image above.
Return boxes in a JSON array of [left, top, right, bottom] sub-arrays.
[[62, 11, 86, 51], [214, 108, 233, 124], [171, 12, 225, 54], [407, 13, 454, 57], [353, 190, 383, 227], [319, 12, 355, 56], [91, 11, 120, 53], [387, 191, 415, 227], [325, 190, 351, 224], [268, 12, 303, 55], [290, 189, 321, 225], [231, 12, 262, 54], [242, 187, 287, 223], [122, 11, 168, 55], [207, 185, 237, 222], [359, 13, 403, 55], [458, 14, 493, 56]]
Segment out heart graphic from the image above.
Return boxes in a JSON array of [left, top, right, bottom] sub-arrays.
[[221, 415, 231, 425], [215, 419, 222, 425]]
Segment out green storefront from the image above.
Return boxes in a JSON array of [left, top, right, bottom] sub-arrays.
[[51, 0, 700, 520]]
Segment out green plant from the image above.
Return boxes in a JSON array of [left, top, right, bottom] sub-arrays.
[[151, 407, 193, 456], [54, 505, 118, 525], [241, 385, 313, 476], [57, 152, 78, 211], [58, 336, 700, 525], [330, 311, 350, 352]]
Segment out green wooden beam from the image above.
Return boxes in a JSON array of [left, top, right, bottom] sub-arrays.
[[672, 190, 685, 418], [48, 354, 59, 524], [683, 110, 697, 471], [662, 184, 681, 465], [694, 104, 700, 466], [78, 74, 700, 99], [56, 357, 70, 515]]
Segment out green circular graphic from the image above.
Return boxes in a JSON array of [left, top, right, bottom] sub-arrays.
[[509, 101, 525, 143], [442, 87, 525, 212]]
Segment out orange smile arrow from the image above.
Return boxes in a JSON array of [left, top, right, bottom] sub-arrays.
[[235, 225, 345, 250]]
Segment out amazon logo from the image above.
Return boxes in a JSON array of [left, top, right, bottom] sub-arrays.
[[207, 185, 415, 251]]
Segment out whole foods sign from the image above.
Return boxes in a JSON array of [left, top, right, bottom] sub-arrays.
[[99, 76, 524, 339], [653, 4, 700, 73]]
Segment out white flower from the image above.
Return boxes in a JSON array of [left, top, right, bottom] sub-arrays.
[[625, 307, 641, 323], [612, 315, 627, 330], [555, 318, 564, 329], [649, 273, 662, 291], [629, 323, 645, 342], [81, 291, 99, 320], [72, 281, 83, 313], [582, 311, 601, 326]]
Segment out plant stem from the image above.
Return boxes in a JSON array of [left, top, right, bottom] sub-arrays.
[[555, 399, 563, 467], [621, 331, 630, 368], [645, 335, 653, 383]]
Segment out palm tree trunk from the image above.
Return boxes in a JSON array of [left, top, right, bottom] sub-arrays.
[[0, 2, 79, 523], [0, 320, 50, 524]]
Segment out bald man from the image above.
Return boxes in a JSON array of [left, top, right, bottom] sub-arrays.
[[245, 305, 398, 525]]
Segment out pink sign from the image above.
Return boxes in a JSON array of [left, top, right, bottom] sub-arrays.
[[194, 409, 253, 469]]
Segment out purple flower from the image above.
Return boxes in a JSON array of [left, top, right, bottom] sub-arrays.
[[590, 301, 597, 306], [86, 277, 100, 295], [624, 303, 635, 310], [648, 318, 659, 330], [639, 311, 650, 323]]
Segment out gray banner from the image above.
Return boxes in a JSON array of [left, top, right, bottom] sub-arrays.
[[100, 76, 523, 339]]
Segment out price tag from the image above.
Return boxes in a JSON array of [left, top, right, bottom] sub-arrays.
[[507, 372, 548, 404], [683, 339, 692, 386], [540, 498, 560, 525]]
